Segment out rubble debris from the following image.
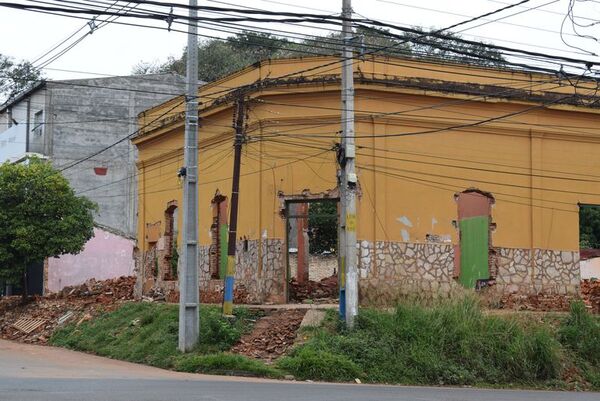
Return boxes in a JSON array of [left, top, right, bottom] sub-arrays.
[[13, 318, 46, 334], [48, 276, 135, 301], [200, 285, 251, 305], [289, 274, 338, 303], [144, 287, 167, 302], [57, 311, 74, 325], [498, 293, 575, 312], [582, 279, 600, 313], [497, 280, 600, 313], [0, 276, 135, 345], [231, 309, 306, 363]]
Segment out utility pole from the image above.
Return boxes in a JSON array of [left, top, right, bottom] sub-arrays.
[[178, 0, 199, 352], [341, 0, 358, 328], [223, 97, 245, 316]]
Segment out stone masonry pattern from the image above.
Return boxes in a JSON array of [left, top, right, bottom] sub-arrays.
[[358, 240, 458, 305], [358, 241, 581, 305], [136, 238, 581, 305], [495, 248, 580, 295]]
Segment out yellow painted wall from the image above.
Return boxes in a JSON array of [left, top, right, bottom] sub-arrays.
[[135, 56, 600, 254]]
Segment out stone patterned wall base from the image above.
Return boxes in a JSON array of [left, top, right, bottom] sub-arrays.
[[135, 238, 582, 305], [136, 238, 285, 304], [359, 241, 581, 304], [358, 240, 459, 305], [496, 248, 580, 295]]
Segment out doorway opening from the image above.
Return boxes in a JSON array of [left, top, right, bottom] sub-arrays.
[[579, 204, 600, 280], [454, 189, 496, 289], [285, 198, 339, 303]]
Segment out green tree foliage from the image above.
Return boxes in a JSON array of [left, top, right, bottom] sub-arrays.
[[0, 54, 42, 103], [0, 159, 96, 296], [580, 206, 600, 248], [308, 201, 338, 254], [133, 28, 504, 82]]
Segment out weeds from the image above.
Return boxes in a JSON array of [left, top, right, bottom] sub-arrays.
[[558, 301, 600, 366], [558, 301, 600, 387], [278, 295, 562, 386]]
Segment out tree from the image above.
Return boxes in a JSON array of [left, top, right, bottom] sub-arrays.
[[0, 159, 96, 299], [133, 28, 504, 82], [0, 54, 42, 104], [580, 206, 600, 248], [308, 201, 338, 254], [133, 33, 293, 82]]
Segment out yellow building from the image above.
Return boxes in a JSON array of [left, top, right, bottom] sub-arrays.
[[133, 55, 600, 305]]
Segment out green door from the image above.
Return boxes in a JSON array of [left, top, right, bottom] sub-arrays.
[[458, 216, 489, 288]]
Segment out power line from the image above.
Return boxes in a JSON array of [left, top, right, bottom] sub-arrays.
[[58, 98, 184, 172], [358, 164, 577, 213], [238, 137, 585, 210], [353, 150, 600, 183], [360, 161, 600, 197], [256, 93, 587, 140], [74, 138, 234, 197], [373, 0, 586, 39], [260, 136, 600, 181], [4, 0, 599, 70], [31, 1, 138, 73]]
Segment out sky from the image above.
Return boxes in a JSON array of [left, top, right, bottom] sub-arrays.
[[0, 0, 599, 81]]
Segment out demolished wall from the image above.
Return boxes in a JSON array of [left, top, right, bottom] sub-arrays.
[[136, 238, 285, 304], [136, 237, 581, 305]]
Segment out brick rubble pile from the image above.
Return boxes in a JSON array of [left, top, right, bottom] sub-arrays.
[[0, 276, 135, 344], [499, 279, 600, 313], [499, 293, 575, 312], [231, 309, 306, 362], [581, 279, 600, 313], [289, 274, 338, 302]]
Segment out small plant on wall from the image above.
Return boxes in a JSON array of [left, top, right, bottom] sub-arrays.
[[170, 239, 179, 280]]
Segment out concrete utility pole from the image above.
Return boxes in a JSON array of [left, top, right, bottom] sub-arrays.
[[341, 0, 358, 328], [223, 97, 245, 316], [178, 0, 199, 352]]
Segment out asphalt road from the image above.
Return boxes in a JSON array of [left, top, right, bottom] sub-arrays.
[[1, 339, 598, 401]]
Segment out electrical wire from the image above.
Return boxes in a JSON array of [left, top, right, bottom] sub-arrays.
[[4, 0, 599, 70]]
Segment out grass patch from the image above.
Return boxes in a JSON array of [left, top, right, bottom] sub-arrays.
[[277, 348, 361, 381], [50, 302, 271, 376], [558, 301, 600, 387], [278, 296, 564, 386], [175, 353, 282, 378], [49, 297, 600, 389]]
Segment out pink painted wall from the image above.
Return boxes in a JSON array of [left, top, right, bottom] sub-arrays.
[[47, 227, 135, 293]]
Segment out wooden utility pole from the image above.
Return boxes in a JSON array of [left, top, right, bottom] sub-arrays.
[[178, 0, 199, 352], [340, 0, 358, 328], [223, 97, 245, 316]]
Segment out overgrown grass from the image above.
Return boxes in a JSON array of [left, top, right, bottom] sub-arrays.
[[50, 302, 278, 377], [278, 296, 564, 386], [558, 301, 600, 387], [49, 297, 600, 389]]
